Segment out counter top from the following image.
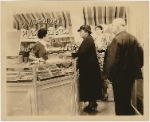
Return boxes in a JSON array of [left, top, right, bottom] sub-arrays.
[[6, 56, 77, 68]]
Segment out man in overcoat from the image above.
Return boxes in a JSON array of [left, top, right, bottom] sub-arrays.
[[104, 18, 143, 115], [72, 25, 103, 112]]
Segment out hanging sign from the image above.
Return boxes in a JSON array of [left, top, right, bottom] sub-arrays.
[[22, 18, 60, 29], [13, 11, 72, 30], [14, 12, 72, 39], [21, 26, 69, 39]]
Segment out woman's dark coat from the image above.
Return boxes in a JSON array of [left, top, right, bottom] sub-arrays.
[[72, 35, 103, 102]]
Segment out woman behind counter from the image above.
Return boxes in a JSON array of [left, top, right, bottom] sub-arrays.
[[72, 25, 103, 113], [95, 25, 107, 52], [94, 25, 111, 101], [29, 28, 52, 62]]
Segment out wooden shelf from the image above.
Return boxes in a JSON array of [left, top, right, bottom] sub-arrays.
[[52, 35, 74, 38], [20, 39, 39, 42], [20, 35, 74, 42]]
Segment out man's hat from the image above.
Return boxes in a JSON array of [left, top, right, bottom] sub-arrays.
[[77, 25, 92, 34]]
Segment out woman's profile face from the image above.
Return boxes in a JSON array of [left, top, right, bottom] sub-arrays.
[[79, 29, 87, 38], [43, 33, 50, 42], [95, 27, 102, 35]]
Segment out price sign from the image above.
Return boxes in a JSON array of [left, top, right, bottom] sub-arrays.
[[28, 28, 38, 39], [48, 27, 55, 35], [48, 26, 69, 36], [21, 26, 70, 39], [21, 29, 28, 38]]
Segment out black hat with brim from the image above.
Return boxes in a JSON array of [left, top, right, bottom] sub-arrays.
[[77, 25, 92, 34]]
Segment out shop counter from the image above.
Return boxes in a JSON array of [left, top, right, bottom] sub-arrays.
[[6, 58, 79, 116]]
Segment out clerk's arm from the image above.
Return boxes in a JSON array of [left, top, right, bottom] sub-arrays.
[[29, 43, 39, 61], [29, 52, 45, 61], [29, 43, 44, 61], [29, 53, 39, 61]]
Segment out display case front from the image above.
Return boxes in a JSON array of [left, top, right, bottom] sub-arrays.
[[6, 58, 79, 116]]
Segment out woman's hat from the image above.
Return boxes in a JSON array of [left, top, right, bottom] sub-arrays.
[[77, 25, 92, 34]]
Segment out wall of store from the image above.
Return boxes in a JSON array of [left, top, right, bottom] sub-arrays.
[[2, 2, 148, 56], [127, 2, 148, 46]]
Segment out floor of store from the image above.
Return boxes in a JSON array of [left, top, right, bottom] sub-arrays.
[[79, 101, 115, 115], [78, 83, 115, 115]]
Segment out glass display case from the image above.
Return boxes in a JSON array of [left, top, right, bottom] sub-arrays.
[[6, 67, 34, 83], [6, 58, 79, 116]]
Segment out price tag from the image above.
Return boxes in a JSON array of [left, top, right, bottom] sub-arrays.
[[48, 27, 55, 35], [21, 29, 28, 38], [28, 28, 37, 39]]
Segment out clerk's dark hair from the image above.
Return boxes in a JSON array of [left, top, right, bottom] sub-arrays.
[[37, 28, 47, 39], [95, 25, 103, 31]]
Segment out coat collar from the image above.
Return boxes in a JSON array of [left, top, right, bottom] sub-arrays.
[[84, 34, 91, 39], [116, 31, 126, 36]]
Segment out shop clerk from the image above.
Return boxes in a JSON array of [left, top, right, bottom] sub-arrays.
[[29, 28, 52, 62]]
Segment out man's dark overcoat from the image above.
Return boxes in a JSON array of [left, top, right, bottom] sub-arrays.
[[104, 31, 143, 115]]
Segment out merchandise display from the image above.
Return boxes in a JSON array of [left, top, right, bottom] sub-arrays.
[[19, 36, 79, 63], [37, 71, 52, 81], [18, 72, 34, 82], [6, 56, 76, 82], [48, 37, 79, 54], [50, 68, 64, 77], [6, 72, 19, 82], [36, 59, 74, 81], [6, 70, 33, 83]]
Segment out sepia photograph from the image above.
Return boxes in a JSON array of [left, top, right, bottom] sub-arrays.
[[1, 1, 149, 121]]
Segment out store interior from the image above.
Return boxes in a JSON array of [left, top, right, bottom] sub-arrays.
[[2, 2, 148, 116]]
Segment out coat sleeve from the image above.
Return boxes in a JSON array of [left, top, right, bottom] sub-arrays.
[[72, 38, 93, 58], [104, 38, 121, 80], [132, 39, 143, 79], [30, 43, 39, 55], [136, 41, 143, 68]]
